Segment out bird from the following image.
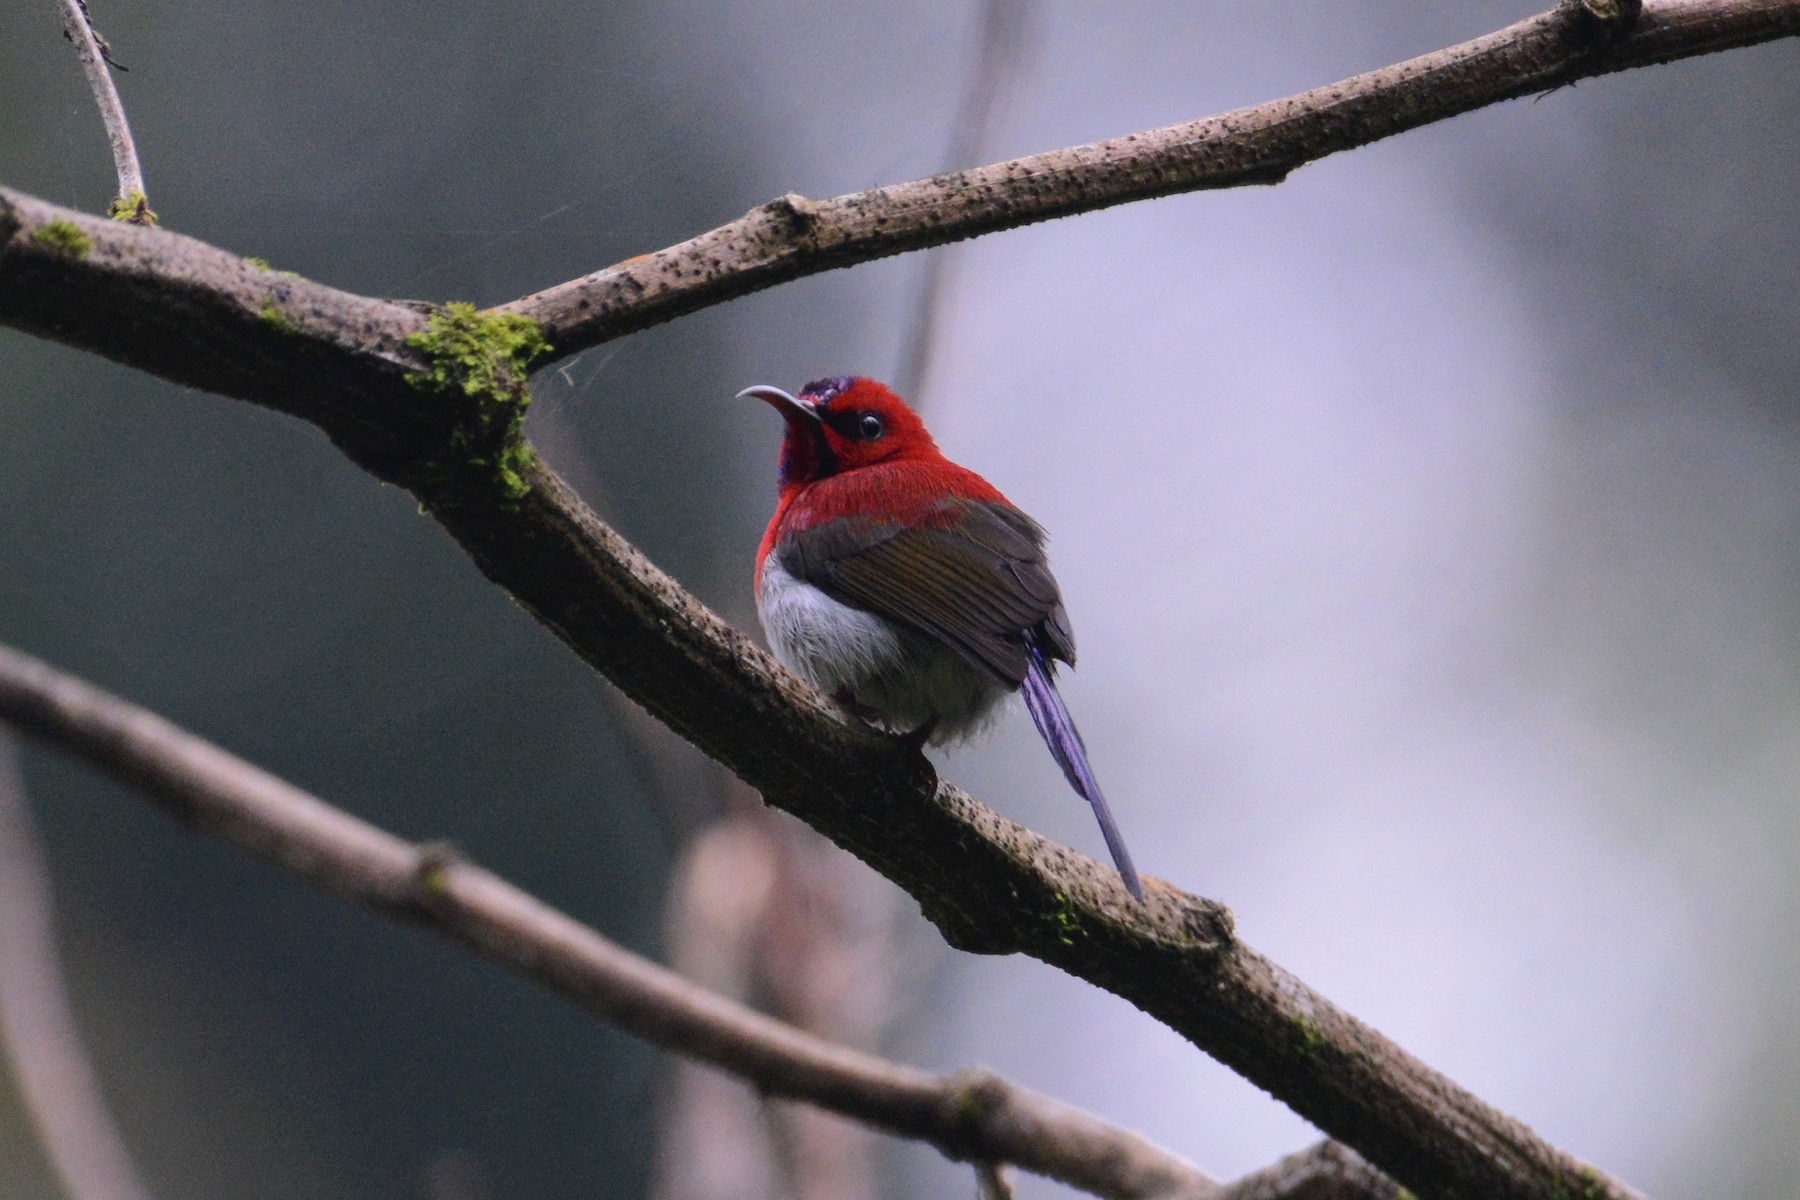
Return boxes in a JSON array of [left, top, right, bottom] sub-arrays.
[[740, 376, 1143, 900]]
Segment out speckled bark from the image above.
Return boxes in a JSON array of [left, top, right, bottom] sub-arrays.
[[503, 0, 1800, 361]]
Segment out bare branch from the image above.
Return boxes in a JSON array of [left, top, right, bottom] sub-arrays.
[[0, 732, 154, 1200], [503, 0, 1800, 361], [0, 642, 1213, 1200], [1215, 1143, 1408, 1200], [892, 0, 1031, 402], [54, 0, 153, 225]]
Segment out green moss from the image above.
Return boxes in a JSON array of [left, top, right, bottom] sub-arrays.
[[244, 256, 271, 270], [405, 302, 549, 398], [416, 860, 452, 900], [1291, 1015, 1325, 1058], [1046, 890, 1082, 947], [107, 191, 156, 225], [404, 302, 550, 506], [1548, 1169, 1613, 1200], [31, 220, 92, 258], [259, 298, 294, 334]]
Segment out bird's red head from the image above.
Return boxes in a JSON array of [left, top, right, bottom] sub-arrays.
[[739, 377, 943, 492]]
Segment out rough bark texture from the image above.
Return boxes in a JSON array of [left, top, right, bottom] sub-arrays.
[[0, 192, 1641, 1196], [503, 0, 1800, 361]]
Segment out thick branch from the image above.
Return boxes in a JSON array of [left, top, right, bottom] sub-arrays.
[[0, 644, 1212, 1200], [503, 0, 1800, 360], [0, 194, 1644, 1200]]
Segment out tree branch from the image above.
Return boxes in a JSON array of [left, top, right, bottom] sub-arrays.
[[0, 195, 1644, 1200], [891, 0, 1032, 403], [3, 3, 1776, 1193], [54, 0, 153, 224], [502, 0, 1800, 361], [1215, 1143, 1408, 1200], [0, 643, 1213, 1200]]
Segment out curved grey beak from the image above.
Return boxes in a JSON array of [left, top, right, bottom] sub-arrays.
[[737, 384, 821, 423]]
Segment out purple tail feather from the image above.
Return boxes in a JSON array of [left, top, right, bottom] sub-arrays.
[[1020, 646, 1144, 901]]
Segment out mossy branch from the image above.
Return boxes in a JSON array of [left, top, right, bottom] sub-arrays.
[[404, 302, 550, 504]]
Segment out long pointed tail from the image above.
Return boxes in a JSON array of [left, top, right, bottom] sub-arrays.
[[1020, 646, 1144, 901]]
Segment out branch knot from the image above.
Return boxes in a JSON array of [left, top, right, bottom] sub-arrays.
[[411, 839, 464, 913], [768, 191, 820, 232], [1564, 0, 1643, 43], [938, 1067, 1013, 1160]]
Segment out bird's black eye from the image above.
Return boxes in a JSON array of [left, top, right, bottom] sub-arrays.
[[858, 413, 884, 440]]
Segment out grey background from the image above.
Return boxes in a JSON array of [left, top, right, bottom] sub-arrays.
[[1, 2, 1797, 1196]]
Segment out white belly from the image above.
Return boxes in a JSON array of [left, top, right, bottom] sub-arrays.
[[756, 556, 1009, 742]]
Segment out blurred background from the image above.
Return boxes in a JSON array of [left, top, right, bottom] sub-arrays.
[[1, 1, 1797, 1196]]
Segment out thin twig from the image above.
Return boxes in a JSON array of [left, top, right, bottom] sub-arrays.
[[54, 0, 153, 224], [0, 642, 1213, 1200], [0, 731, 154, 1200], [893, 0, 1031, 403], [977, 1161, 1018, 1200], [1215, 1142, 1408, 1200]]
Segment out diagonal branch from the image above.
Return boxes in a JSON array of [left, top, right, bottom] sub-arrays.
[[0, 201, 1643, 1199], [0, 642, 1211, 1200], [502, 0, 1800, 362], [891, 0, 1032, 403], [0, 199, 1638, 1200]]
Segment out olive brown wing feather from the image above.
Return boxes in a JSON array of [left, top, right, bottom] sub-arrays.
[[783, 500, 1076, 688], [786, 500, 1143, 898]]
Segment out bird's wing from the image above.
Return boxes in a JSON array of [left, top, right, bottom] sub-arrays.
[[783, 499, 1076, 687]]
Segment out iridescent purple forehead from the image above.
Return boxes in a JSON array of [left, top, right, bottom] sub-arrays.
[[799, 376, 855, 408]]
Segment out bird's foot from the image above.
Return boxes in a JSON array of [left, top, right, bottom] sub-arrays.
[[900, 717, 939, 753], [831, 689, 886, 725]]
